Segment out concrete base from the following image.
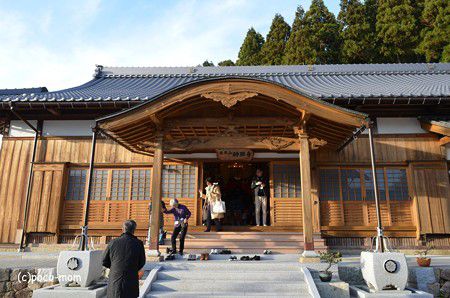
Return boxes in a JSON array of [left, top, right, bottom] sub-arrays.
[[299, 250, 320, 263], [32, 283, 107, 298], [57, 250, 104, 287], [349, 285, 433, 297], [360, 251, 408, 291], [146, 255, 164, 262], [316, 281, 350, 298]]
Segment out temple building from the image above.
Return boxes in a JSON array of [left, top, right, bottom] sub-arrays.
[[0, 63, 449, 252]]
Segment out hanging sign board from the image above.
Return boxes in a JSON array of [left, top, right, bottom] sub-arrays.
[[216, 149, 254, 161]]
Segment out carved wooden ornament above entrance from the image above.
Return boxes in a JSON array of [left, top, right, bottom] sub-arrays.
[[201, 91, 258, 108]]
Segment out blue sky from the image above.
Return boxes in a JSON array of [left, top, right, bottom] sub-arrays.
[[0, 0, 340, 90]]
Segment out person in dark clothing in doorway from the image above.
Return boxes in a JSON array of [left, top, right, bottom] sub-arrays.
[[102, 220, 146, 298], [251, 169, 270, 226], [163, 198, 191, 255]]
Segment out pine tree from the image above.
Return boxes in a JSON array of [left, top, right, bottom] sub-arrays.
[[260, 14, 291, 65], [301, 0, 341, 64], [338, 0, 376, 63], [416, 0, 450, 62], [236, 28, 265, 66], [283, 6, 307, 64], [202, 60, 215, 66], [364, 0, 381, 62], [376, 0, 421, 62], [218, 60, 236, 66]]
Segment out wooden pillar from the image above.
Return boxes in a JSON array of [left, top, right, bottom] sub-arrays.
[[149, 136, 163, 253], [299, 133, 316, 255]]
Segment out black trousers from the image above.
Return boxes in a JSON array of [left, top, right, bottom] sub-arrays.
[[171, 224, 188, 253], [205, 207, 222, 231]]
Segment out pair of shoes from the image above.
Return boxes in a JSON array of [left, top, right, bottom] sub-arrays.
[[165, 254, 175, 261], [220, 249, 231, 255], [240, 256, 250, 261], [210, 249, 220, 254], [263, 224, 268, 227], [263, 250, 272, 255], [166, 248, 176, 254], [250, 255, 261, 261], [228, 256, 238, 261], [200, 253, 209, 261], [256, 224, 261, 227], [187, 254, 196, 261]]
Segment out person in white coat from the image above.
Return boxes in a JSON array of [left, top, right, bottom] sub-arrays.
[[199, 177, 224, 232]]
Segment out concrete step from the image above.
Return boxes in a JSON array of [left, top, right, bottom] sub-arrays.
[[157, 270, 303, 281], [151, 280, 308, 293], [146, 291, 311, 297]]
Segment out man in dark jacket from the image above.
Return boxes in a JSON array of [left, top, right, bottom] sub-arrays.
[[251, 169, 269, 226], [102, 220, 146, 298]]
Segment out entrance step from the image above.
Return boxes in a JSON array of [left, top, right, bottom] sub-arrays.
[[146, 260, 312, 297], [161, 232, 326, 254]]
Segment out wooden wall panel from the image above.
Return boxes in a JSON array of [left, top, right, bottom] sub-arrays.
[[316, 134, 443, 163], [410, 162, 450, 234], [26, 163, 67, 234], [271, 198, 302, 227]]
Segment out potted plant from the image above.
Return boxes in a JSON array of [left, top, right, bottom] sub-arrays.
[[416, 235, 434, 267], [318, 251, 342, 282]]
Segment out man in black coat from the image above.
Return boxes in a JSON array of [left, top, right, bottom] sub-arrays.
[[102, 220, 146, 298]]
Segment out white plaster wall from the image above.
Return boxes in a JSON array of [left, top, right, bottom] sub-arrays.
[[43, 120, 95, 136], [376, 117, 427, 134], [446, 144, 450, 160], [9, 120, 38, 137]]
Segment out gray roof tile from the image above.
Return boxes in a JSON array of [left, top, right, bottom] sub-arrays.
[[1, 64, 449, 103]]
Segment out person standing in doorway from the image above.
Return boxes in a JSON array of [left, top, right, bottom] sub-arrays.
[[162, 199, 191, 256], [199, 177, 224, 232], [102, 220, 146, 298], [251, 169, 269, 226]]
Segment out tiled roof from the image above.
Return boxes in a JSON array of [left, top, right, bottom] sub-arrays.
[[1, 64, 449, 103], [0, 87, 47, 96]]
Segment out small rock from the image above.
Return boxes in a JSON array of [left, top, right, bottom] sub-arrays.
[[28, 281, 43, 291], [427, 282, 441, 297], [14, 288, 33, 298], [442, 269, 450, 281], [434, 268, 442, 281], [0, 268, 11, 282], [13, 280, 28, 291], [441, 281, 450, 297], [338, 265, 365, 286], [11, 269, 31, 282], [2, 291, 14, 298], [0, 281, 12, 293]]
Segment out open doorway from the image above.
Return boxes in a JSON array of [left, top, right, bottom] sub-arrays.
[[202, 161, 270, 226]]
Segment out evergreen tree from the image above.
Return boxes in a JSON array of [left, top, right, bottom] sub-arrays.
[[260, 14, 291, 65], [376, 0, 421, 62], [301, 0, 341, 64], [202, 60, 215, 66], [283, 6, 307, 64], [236, 28, 265, 66], [338, 0, 376, 63], [364, 0, 382, 62], [417, 0, 450, 62], [218, 59, 236, 66]]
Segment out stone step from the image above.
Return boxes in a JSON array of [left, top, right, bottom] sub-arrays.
[[157, 270, 303, 281], [149, 262, 303, 271], [151, 280, 307, 293], [146, 291, 311, 297]]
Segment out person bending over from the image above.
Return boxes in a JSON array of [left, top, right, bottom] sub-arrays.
[[163, 199, 191, 256]]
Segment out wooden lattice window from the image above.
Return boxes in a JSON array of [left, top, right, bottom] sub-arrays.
[[66, 169, 87, 200], [340, 169, 362, 201], [110, 170, 130, 200], [273, 163, 301, 198], [131, 169, 151, 200], [162, 164, 196, 198], [364, 169, 386, 200], [386, 169, 409, 201], [319, 169, 340, 201], [91, 170, 109, 200]]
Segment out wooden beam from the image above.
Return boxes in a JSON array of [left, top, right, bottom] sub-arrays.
[[299, 133, 315, 252], [439, 136, 450, 146], [164, 117, 297, 129], [149, 135, 163, 252], [420, 122, 450, 136]]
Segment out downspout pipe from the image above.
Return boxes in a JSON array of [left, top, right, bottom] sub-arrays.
[[9, 106, 40, 252], [79, 125, 98, 251], [368, 123, 385, 252]]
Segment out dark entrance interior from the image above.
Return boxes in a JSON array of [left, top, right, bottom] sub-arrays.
[[202, 162, 270, 226]]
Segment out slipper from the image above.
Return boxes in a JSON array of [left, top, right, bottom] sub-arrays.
[[220, 249, 231, 255], [240, 256, 250, 261], [228, 256, 238, 261], [251, 255, 261, 261]]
